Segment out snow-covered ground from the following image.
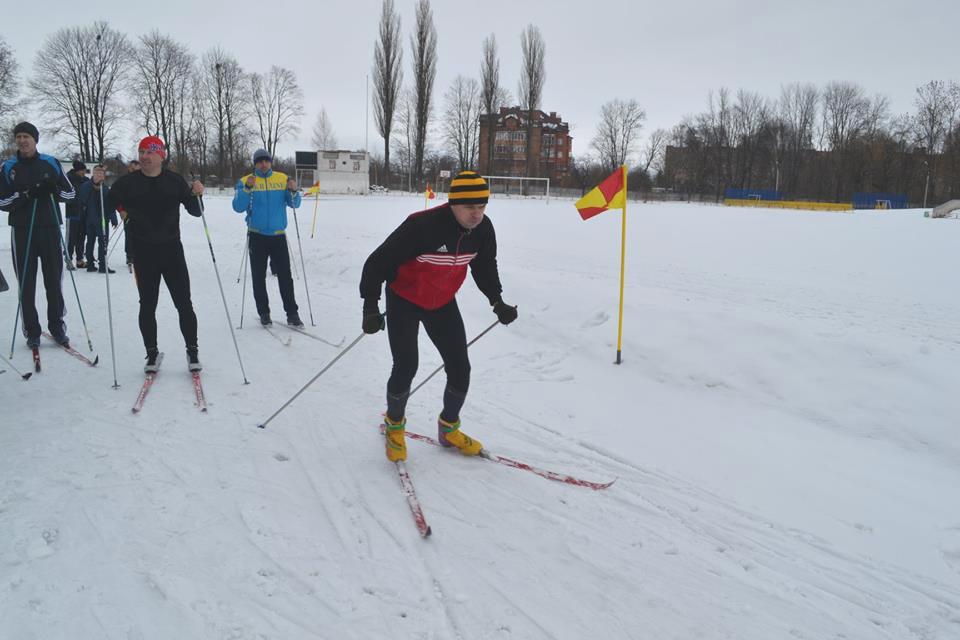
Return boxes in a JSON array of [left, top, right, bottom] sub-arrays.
[[1, 195, 959, 639]]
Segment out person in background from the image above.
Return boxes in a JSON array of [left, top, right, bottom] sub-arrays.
[[77, 164, 118, 273], [231, 148, 303, 327], [64, 160, 89, 270]]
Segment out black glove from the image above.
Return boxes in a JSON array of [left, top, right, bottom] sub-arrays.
[[362, 303, 384, 334], [493, 300, 518, 325]]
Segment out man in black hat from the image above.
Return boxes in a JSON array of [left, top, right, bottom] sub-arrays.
[[0, 122, 76, 348], [64, 159, 90, 269]]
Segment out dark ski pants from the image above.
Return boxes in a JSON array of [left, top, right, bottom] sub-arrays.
[[84, 226, 107, 266], [384, 288, 470, 424], [248, 232, 298, 319], [132, 241, 198, 351], [66, 218, 85, 262], [10, 225, 67, 341]]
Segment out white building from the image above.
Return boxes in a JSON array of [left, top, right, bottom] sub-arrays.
[[295, 150, 369, 195]]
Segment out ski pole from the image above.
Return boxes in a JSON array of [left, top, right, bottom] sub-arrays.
[[0, 351, 32, 380], [50, 195, 95, 353], [194, 190, 250, 384], [238, 231, 249, 329], [99, 179, 120, 389], [286, 235, 300, 281], [106, 218, 126, 260], [309, 190, 320, 239], [257, 331, 366, 429], [9, 199, 38, 358], [236, 229, 248, 283], [289, 205, 315, 326], [408, 319, 499, 399]]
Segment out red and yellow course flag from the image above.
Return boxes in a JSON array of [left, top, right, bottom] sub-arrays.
[[575, 167, 626, 220], [426, 184, 436, 199]]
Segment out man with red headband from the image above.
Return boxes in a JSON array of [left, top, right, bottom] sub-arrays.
[[107, 135, 205, 373]]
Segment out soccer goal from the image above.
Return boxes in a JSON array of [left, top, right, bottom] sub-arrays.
[[483, 175, 551, 203], [874, 199, 892, 210]]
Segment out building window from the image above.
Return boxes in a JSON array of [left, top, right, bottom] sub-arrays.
[[328, 160, 336, 170], [353, 161, 361, 172]]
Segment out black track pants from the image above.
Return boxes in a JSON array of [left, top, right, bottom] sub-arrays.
[[385, 288, 470, 423], [132, 241, 198, 350], [248, 232, 298, 319], [10, 225, 66, 341]]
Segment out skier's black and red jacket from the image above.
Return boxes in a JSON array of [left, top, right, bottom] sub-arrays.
[[360, 203, 503, 311]]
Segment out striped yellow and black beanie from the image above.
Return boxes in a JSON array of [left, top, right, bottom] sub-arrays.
[[448, 171, 489, 205]]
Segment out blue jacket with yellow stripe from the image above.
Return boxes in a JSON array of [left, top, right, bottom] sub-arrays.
[[231, 169, 302, 235]]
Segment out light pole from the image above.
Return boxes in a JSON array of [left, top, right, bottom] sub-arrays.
[[923, 159, 931, 209]]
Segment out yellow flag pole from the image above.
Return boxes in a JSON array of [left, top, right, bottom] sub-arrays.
[[615, 165, 627, 365], [424, 189, 428, 211], [309, 184, 320, 239]]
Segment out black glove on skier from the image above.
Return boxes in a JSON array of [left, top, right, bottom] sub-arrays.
[[362, 302, 384, 334], [493, 300, 518, 325]]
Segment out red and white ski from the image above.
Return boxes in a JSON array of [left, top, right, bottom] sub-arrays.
[[192, 371, 207, 412], [42, 332, 98, 367], [393, 426, 615, 491], [132, 353, 163, 414], [395, 460, 432, 538]]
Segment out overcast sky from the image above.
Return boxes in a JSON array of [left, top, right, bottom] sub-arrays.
[[4, 0, 959, 162]]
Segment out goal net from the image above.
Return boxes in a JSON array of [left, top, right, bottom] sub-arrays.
[[483, 175, 551, 202]]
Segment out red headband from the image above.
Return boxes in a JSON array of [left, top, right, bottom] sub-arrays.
[[138, 135, 166, 159]]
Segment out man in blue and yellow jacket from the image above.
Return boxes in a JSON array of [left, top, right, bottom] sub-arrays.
[[232, 148, 303, 327]]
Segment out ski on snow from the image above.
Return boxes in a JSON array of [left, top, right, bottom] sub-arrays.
[[32, 347, 41, 372], [381, 425, 615, 491], [132, 353, 163, 413], [277, 323, 345, 348], [263, 324, 292, 346], [395, 460, 432, 537], [42, 332, 99, 367], [192, 371, 208, 412]]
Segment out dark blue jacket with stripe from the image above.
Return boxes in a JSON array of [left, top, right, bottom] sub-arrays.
[[0, 152, 75, 228]]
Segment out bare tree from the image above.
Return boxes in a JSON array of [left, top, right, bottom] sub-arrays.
[[518, 25, 546, 177], [311, 107, 337, 150], [442, 76, 481, 171], [591, 99, 646, 173], [131, 31, 194, 166], [640, 128, 667, 176], [203, 49, 247, 186], [913, 80, 955, 154], [479, 34, 506, 175], [392, 88, 416, 191], [777, 83, 818, 192], [0, 36, 20, 122], [249, 66, 304, 159], [820, 81, 870, 199], [185, 74, 212, 179], [372, 0, 403, 187], [410, 0, 437, 190], [30, 23, 131, 161]]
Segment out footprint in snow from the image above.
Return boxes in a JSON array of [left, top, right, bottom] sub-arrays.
[[274, 453, 290, 462], [580, 310, 609, 329]]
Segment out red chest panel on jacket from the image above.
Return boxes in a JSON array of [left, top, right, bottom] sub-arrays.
[[390, 250, 477, 310]]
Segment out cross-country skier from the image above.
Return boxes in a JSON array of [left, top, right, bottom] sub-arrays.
[[231, 148, 303, 327], [359, 170, 518, 462], [107, 135, 205, 373], [0, 122, 76, 349]]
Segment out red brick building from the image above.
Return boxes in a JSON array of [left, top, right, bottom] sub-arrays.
[[478, 107, 573, 186]]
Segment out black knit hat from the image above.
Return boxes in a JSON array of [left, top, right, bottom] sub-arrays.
[[13, 122, 39, 143], [448, 171, 489, 205], [72, 160, 87, 172]]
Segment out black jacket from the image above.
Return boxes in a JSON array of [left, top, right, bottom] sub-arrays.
[[360, 203, 503, 311], [65, 169, 90, 220], [107, 169, 202, 249], [0, 152, 75, 228]]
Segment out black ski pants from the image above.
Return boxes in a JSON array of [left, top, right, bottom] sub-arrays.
[[66, 218, 85, 262], [84, 226, 107, 266], [248, 232, 298, 319], [10, 225, 67, 341], [132, 241, 198, 351], [385, 288, 470, 424]]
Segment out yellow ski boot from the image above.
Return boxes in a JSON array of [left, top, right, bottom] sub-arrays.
[[438, 417, 483, 456], [384, 416, 407, 462]]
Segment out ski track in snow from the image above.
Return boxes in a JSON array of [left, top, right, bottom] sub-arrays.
[[2, 197, 960, 638]]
